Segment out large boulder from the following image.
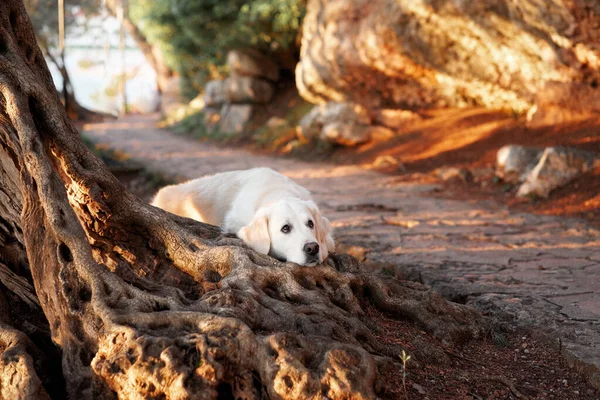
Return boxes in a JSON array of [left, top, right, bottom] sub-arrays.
[[320, 122, 371, 146], [296, 0, 600, 113], [227, 49, 280, 82], [299, 102, 394, 146], [299, 102, 371, 141], [204, 80, 227, 108], [224, 76, 274, 104], [517, 147, 600, 198], [219, 104, 254, 134], [496, 145, 542, 184], [204, 77, 274, 107]]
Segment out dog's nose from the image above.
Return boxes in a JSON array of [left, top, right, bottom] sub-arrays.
[[303, 242, 319, 256]]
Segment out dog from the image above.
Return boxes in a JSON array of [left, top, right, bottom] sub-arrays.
[[151, 167, 334, 266]]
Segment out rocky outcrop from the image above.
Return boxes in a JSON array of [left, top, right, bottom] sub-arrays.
[[296, 0, 600, 114], [204, 49, 279, 134], [495, 145, 600, 198]]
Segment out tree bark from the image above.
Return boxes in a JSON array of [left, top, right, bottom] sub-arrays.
[[0, 1, 484, 398], [104, 0, 174, 94]]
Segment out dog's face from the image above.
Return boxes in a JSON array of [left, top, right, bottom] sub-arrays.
[[237, 199, 334, 266]]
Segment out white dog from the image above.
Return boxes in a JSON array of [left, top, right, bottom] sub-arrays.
[[151, 168, 334, 266]]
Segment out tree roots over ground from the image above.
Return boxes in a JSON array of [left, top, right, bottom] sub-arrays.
[[0, 1, 484, 398]]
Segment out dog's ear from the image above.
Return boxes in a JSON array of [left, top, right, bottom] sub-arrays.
[[237, 208, 270, 255], [316, 215, 335, 260], [308, 203, 335, 261]]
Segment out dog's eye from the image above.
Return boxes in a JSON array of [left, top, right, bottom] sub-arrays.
[[307, 220, 314, 229], [281, 224, 291, 234]]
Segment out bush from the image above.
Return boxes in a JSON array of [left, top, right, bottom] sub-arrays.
[[130, 0, 305, 98]]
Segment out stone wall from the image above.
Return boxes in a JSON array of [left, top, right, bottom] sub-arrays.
[[203, 49, 280, 135]]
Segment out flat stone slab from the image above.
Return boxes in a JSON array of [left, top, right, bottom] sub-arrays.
[[84, 113, 600, 389]]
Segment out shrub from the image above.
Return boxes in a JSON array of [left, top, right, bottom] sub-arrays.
[[129, 0, 305, 98]]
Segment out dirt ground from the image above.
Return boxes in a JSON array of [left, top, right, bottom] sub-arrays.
[[370, 306, 597, 400], [372, 312, 598, 400]]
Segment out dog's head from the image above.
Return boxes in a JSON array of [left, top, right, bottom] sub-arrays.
[[237, 199, 335, 266]]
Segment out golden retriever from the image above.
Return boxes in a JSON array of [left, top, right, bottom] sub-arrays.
[[151, 168, 334, 266]]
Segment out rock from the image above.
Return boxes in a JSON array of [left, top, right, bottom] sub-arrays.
[[227, 49, 280, 82], [299, 102, 371, 142], [296, 0, 600, 112], [205, 77, 274, 107], [204, 80, 227, 107], [320, 122, 371, 146], [373, 109, 422, 129], [365, 125, 395, 141], [219, 104, 254, 134], [372, 155, 406, 171], [435, 167, 472, 183], [299, 102, 395, 146], [412, 383, 427, 395], [224, 76, 274, 104], [265, 116, 288, 129], [517, 147, 600, 198], [496, 145, 542, 184]]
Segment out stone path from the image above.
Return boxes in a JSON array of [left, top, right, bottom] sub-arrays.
[[84, 113, 600, 389]]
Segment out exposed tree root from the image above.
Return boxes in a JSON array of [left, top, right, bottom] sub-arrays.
[[0, 1, 486, 398]]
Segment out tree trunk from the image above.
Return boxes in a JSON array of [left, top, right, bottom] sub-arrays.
[[0, 1, 484, 398], [104, 0, 173, 94]]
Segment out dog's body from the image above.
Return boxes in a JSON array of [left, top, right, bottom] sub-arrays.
[[151, 168, 334, 266]]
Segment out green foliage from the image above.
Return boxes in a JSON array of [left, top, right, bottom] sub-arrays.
[[173, 110, 228, 142], [129, 0, 305, 98], [25, 0, 101, 49]]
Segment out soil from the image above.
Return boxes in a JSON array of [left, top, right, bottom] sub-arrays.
[[369, 305, 598, 400], [84, 141, 172, 203]]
